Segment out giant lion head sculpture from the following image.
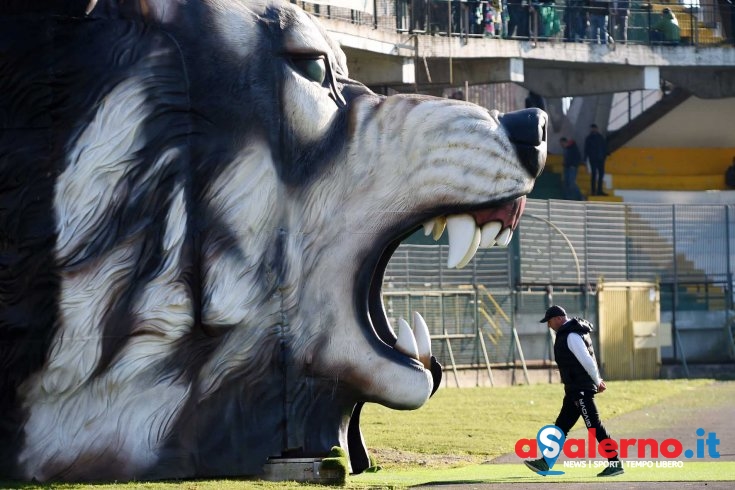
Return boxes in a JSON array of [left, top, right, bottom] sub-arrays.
[[0, 0, 546, 481]]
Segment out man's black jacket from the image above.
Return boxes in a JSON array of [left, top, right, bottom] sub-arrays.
[[554, 318, 599, 393]]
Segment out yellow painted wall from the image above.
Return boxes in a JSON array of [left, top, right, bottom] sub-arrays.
[[607, 148, 735, 176], [548, 147, 735, 194], [606, 147, 735, 191]]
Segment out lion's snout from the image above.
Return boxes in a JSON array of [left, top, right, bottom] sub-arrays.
[[498, 108, 548, 178]]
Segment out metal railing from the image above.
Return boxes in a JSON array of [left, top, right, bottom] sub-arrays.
[[608, 89, 663, 131], [295, 0, 735, 47]]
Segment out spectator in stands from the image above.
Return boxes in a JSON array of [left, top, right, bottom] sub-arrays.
[[430, 1, 449, 33], [535, 0, 561, 39], [611, 0, 629, 43], [726, 156, 735, 188], [469, 1, 483, 35], [506, 0, 529, 38], [587, 0, 610, 44], [492, 0, 503, 36], [651, 7, 680, 45], [584, 123, 608, 196], [484, 1, 499, 37], [560, 137, 584, 200], [564, 0, 587, 41], [726, 0, 735, 45], [452, 0, 462, 34], [412, 0, 427, 32]]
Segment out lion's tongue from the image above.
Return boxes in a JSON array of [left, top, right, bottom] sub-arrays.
[[422, 196, 526, 269]]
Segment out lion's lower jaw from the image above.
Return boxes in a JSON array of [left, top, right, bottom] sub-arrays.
[[373, 366, 434, 409], [342, 356, 434, 410]]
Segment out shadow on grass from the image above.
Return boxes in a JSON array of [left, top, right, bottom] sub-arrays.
[[411, 475, 543, 486]]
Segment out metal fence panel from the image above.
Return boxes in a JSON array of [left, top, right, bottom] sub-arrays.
[[519, 200, 589, 285], [520, 200, 629, 285], [385, 244, 511, 289], [675, 205, 729, 283], [626, 204, 676, 281], [586, 203, 628, 282]]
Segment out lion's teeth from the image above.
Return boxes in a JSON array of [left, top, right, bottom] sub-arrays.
[[412, 311, 432, 369], [480, 221, 503, 248], [496, 228, 513, 247], [446, 214, 481, 269], [432, 216, 447, 241], [395, 318, 419, 361], [422, 217, 446, 241]]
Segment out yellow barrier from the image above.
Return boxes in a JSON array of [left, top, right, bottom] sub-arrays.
[[552, 147, 734, 194], [610, 173, 727, 191], [607, 148, 735, 176]]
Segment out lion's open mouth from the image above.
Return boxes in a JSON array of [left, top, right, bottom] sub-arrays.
[[347, 196, 527, 472], [363, 195, 527, 384], [347, 107, 544, 473]]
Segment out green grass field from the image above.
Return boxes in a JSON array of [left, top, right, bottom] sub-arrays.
[[2, 379, 732, 489], [359, 378, 716, 466]]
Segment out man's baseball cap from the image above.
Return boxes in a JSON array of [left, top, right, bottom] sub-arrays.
[[540, 305, 567, 323]]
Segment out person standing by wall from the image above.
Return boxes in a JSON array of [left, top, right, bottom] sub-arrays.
[[506, 0, 529, 38], [725, 156, 735, 188], [564, 0, 587, 41], [560, 137, 584, 200], [523, 305, 624, 478], [584, 123, 608, 196]]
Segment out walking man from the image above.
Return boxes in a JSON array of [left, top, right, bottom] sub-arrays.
[[584, 123, 608, 196], [524, 305, 624, 477]]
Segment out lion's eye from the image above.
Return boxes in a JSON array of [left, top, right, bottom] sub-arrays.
[[290, 57, 326, 85]]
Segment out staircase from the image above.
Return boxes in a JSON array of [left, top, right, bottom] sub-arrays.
[[607, 87, 691, 153], [600, 83, 733, 196], [537, 153, 623, 202], [575, 164, 624, 202]]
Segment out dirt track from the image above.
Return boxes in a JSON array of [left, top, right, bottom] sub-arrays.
[[415, 380, 735, 489]]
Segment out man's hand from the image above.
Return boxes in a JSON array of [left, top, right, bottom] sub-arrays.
[[598, 380, 607, 393]]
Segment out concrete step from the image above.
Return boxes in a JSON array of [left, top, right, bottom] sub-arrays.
[[607, 148, 734, 176], [587, 194, 624, 202], [262, 458, 345, 483], [610, 173, 727, 191]]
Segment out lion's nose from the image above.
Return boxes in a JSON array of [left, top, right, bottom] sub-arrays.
[[498, 108, 547, 178]]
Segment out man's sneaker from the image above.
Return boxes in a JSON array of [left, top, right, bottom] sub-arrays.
[[524, 458, 549, 474], [597, 460, 624, 477]]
